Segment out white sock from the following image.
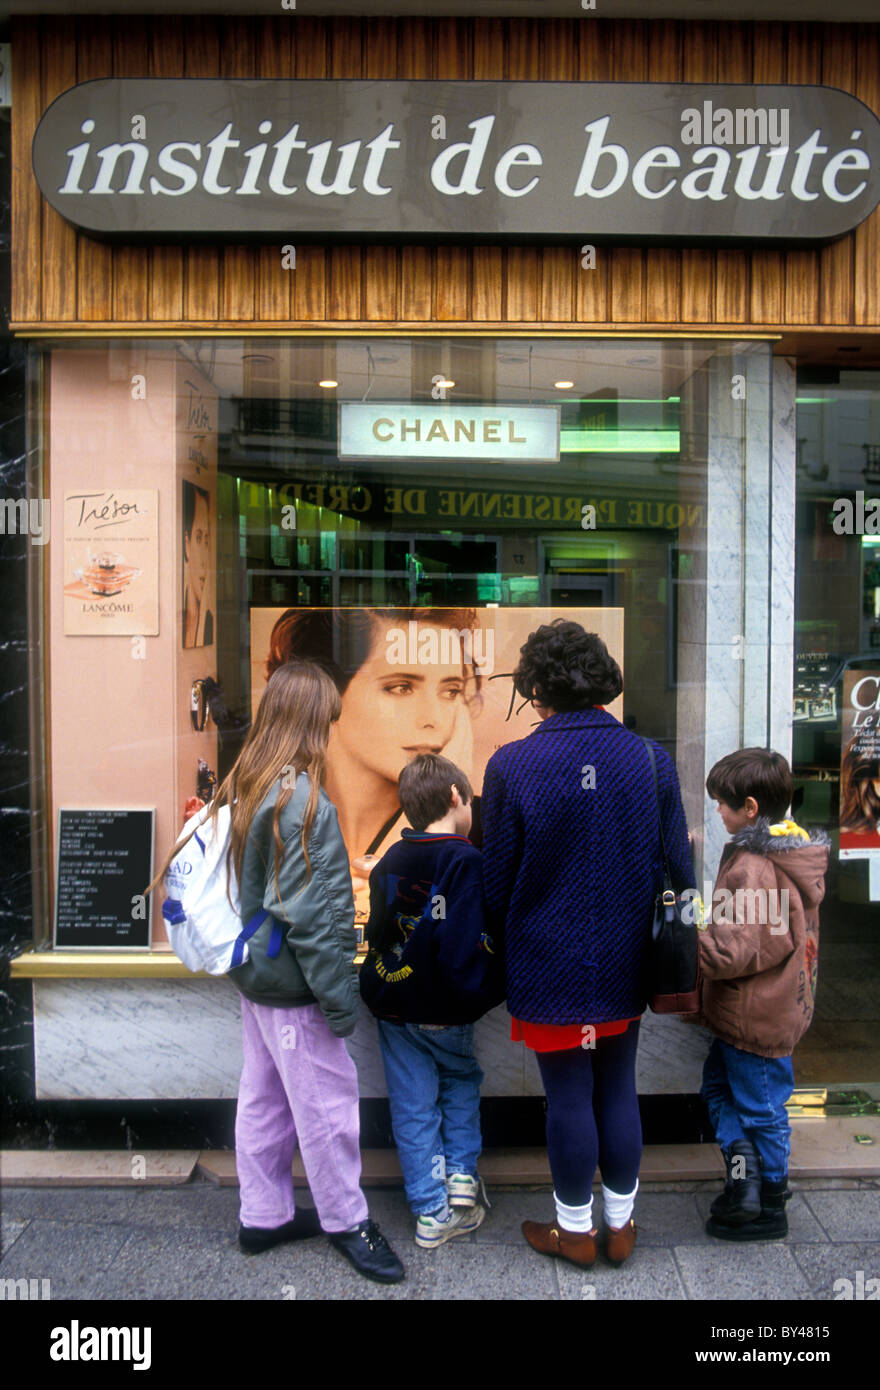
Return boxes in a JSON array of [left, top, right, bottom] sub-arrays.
[[602, 1180, 638, 1229], [553, 1191, 594, 1233]]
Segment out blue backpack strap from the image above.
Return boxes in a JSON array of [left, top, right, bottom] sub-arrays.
[[266, 918, 284, 960], [229, 911, 285, 969], [230, 909, 269, 970]]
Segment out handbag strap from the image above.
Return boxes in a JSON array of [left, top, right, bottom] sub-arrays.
[[641, 737, 674, 887]]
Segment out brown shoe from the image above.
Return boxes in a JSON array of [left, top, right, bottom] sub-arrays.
[[605, 1219, 637, 1266], [521, 1220, 598, 1268]]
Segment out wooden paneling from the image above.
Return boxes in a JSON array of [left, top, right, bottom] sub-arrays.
[[364, 247, 397, 321], [41, 17, 77, 323], [364, 18, 398, 80], [293, 245, 327, 321], [473, 19, 504, 82], [326, 246, 360, 320], [255, 16, 292, 80], [680, 250, 715, 324], [715, 250, 749, 324], [75, 18, 113, 322], [400, 247, 433, 320], [610, 249, 644, 324], [506, 248, 539, 322], [436, 247, 470, 320], [540, 248, 574, 323], [11, 18, 42, 323], [10, 16, 880, 337], [472, 247, 503, 321], [112, 16, 149, 323], [147, 15, 185, 324], [750, 252, 785, 324], [852, 24, 880, 327]]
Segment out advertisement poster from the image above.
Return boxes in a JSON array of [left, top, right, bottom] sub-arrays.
[[840, 669, 880, 856], [181, 478, 215, 649], [250, 606, 624, 935], [63, 489, 159, 636]]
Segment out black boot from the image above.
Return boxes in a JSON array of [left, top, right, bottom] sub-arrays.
[[707, 1139, 762, 1226], [706, 1178, 791, 1242]]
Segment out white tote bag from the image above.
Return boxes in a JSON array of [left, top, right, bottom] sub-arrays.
[[161, 804, 280, 975]]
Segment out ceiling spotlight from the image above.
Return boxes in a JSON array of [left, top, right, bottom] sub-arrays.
[[554, 380, 574, 390], [318, 379, 339, 388], [436, 378, 455, 389], [242, 353, 274, 364]]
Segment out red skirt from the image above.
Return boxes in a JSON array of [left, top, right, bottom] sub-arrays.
[[510, 1016, 640, 1053]]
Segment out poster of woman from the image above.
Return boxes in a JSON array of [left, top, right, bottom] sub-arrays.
[[181, 480, 215, 649], [840, 669, 880, 851], [249, 606, 623, 935]]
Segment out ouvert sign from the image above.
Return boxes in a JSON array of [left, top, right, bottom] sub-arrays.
[[31, 79, 880, 242]]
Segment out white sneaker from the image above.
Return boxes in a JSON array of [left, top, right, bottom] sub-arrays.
[[446, 1172, 478, 1207], [447, 1172, 491, 1209], [415, 1204, 485, 1249]]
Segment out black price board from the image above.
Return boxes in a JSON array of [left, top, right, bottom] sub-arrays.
[[54, 809, 155, 949]]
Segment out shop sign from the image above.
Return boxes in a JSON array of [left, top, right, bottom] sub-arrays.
[[275, 478, 704, 529], [54, 808, 154, 949], [338, 403, 560, 461], [31, 80, 880, 242]]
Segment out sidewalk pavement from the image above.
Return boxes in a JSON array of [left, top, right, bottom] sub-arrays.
[[2, 1179, 879, 1301]]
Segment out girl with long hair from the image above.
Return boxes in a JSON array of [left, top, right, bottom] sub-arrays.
[[152, 659, 403, 1284]]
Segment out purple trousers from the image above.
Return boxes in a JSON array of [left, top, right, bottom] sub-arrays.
[[235, 997, 369, 1234]]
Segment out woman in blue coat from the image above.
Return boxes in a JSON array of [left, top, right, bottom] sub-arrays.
[[481, 620, 694, 1269]]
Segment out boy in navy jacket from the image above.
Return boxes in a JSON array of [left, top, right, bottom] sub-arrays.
[[359, 754, 503, 1249]]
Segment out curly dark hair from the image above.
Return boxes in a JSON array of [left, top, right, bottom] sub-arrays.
[[512, 619, 622, 711]]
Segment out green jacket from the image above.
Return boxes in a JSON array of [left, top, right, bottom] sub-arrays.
[[227, 775, 360, 1037]]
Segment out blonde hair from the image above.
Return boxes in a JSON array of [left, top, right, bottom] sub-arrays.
[[150, 660, 341, 910]]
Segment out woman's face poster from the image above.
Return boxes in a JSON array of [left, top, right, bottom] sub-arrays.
[[840, 669, 880, 850], [250, 606, 623, 935], [181, 480, 215, 649]]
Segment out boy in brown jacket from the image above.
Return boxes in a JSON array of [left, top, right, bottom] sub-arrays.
[[699, 749, 829, 1241]]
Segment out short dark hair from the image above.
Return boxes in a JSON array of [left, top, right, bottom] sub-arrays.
[[397, 753, 473, 832], [512, 619, 622, 711], [706, 748, 793, 821]]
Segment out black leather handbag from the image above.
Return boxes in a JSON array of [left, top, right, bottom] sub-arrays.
[[642, 739, 701, 1014]]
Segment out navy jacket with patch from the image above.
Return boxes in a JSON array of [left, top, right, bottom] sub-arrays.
[[358, 830, 505, 1025]]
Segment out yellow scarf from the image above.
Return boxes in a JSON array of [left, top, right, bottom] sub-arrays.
[[768, 817, 809, 841]]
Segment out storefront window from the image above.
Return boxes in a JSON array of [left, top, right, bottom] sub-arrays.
[[794, 371, 880, 1092], [31, 335, 773, 954]]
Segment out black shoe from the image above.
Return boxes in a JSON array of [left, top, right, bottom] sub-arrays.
[[709, 1139, 762, 1225], [328, 1219, 405, 1284], [239, 1206, 323, 1254], [707, 1178, 791, 1242]]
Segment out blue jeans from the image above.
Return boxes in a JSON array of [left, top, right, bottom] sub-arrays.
[[701, 1038, 794, 1183], [377, 1020, 484, 1216]]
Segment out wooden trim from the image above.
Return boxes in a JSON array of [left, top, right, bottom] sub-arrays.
[[11, 15, 880, 337]]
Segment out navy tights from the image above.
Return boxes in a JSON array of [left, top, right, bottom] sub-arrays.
[[536, 1022, 642, 1206]]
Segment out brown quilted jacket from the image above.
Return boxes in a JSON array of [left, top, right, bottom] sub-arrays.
[[698, 820, 829, 1059]]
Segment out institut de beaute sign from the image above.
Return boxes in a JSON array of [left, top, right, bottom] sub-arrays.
[[31, 79, 880, 242]]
